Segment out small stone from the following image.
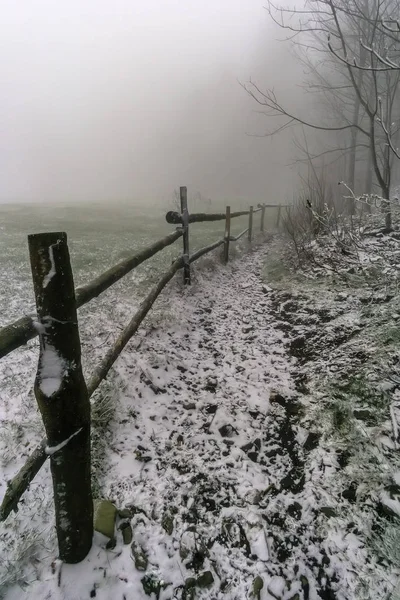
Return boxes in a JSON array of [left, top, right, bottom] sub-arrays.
[[183, 402, 196, 410], [342, 482, 358, 503], [105, 537, 116, 550], [131, 541, 148, 571], [241, 441, 253, 452], [196, 571, 214, 588], [247, 451, 258, 463], [94, 500, 117, 539], [252, 575, 264, 598], [242, 325, 254, 334], [118, 508, 133, 519], [161, 513, 174, 535], [287, 502, 302, 519], [204, 378, 218, 392], [303, 432, 321, 452], [320, 507, 336, 518], [134, 449, 152, 462], [353, 408, 373, 422], [262, 285, 273, 294], [336, 292, 348, 301], [141, 574, 162, 596], [269, 391, 287, 406], [121, 523, 133, 545], [300, 575, 310, 597], [219, 424, 237, 438], [249, 410, 261, 419], [185, 577, 196, 589]]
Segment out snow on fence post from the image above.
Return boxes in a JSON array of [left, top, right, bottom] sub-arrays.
[[224, 205, 231, 264], [248, 206, 254, 242], [180, 186, 191, 284], [260, 204, 266, 232], [276, 205, 282, 229], [28, 232, 93, 564]]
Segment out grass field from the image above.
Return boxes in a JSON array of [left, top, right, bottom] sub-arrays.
[[0, 200, 275, 325]]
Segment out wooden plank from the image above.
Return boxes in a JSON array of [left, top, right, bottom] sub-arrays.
[[180, 186, 190, 285], [224, 206, 231, 264], [75, 229, 183, 306], [0, 229, 183, 360], [28, 232, 93, 564], [166, 207, 262, 225], [0, 442, 47, 521], [189, 239, 224, 263], [229, 228, 249, 242]]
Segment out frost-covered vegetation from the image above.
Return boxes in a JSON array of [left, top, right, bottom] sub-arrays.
[[1, 198, 400, 600]]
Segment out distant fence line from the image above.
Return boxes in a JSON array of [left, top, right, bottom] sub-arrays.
[[0, 189, 286, 564]]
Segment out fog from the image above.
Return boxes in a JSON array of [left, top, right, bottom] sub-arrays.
[[0, 0, 303, 206]]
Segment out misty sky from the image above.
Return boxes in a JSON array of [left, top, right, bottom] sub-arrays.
[[0, 1, 301, 205]]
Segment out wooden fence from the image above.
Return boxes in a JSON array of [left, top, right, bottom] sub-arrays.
[[0, 189, 280, 563]]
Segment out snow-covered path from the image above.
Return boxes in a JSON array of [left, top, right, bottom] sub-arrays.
[[2, 244, 379, 600]]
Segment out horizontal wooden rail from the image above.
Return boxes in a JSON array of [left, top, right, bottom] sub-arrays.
[[0, 442, 47, 520], [166, 208, 262, 225], [230, 228, 249, 241], [189, 238, 225, 262], [0, 236, 232, 520], [257, 203, 289, 209], [86, 257, 184, 397], [0, 229, 183, 360]]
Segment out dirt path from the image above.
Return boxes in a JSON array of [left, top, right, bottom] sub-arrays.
[[2, 244, 383, 600]]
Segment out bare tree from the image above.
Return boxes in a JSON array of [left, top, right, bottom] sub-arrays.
[[244, 0, 400, 229]]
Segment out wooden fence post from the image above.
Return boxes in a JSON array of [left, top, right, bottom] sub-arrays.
[[260, 203, 266, 232], [248, 206, 254, 242], [28, 232, 93, 564], [180, 186, 190, 284], [224, 206, 231, 264], [276, 205, 282, 229]]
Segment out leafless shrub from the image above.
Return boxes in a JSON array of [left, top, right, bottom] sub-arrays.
[[282, 168, 343, 266]]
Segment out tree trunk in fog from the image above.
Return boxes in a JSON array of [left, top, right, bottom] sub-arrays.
[[347, 127, 357, 214], [363, 145, 373, 213]]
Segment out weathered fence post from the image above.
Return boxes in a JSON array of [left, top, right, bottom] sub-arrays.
[[248, 206, 254, 242], [276, 205, 282, 229], [28, 232, 93, 564], [224, 205, 231, 264], [180, 186, 190, 284], [260, 204, 266, 232]]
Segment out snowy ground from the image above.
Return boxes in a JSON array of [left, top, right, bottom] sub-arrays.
[[0, 232, 398, 599]]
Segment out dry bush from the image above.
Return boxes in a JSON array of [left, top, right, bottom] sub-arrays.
[[282, 169, 341, 265]]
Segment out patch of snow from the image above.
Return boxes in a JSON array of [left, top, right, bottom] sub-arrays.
[[45, 428, 83, 455], [39, 344, 65, 396], [380, 492, 400, 518], [42, 243, 57, 288]]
